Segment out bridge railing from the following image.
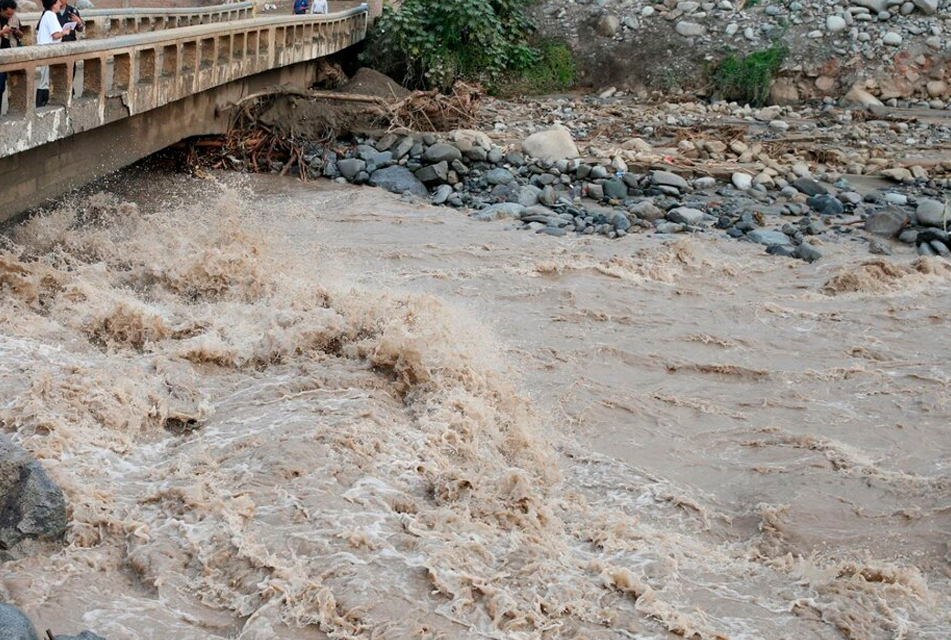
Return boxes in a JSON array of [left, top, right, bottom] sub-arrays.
[[0, 8, 368, 159], [17, 2, 257, 46]]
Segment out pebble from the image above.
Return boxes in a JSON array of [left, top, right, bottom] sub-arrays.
[[652, 170, 690, 191], [732, 173, 753, 191], [883, 32, 903, 46], [882, 192, 908, 205], [667, 207, 706, 225], [807, 194, 845, 216], [827, 15, 847, 32], [791, 177, 827, 196]]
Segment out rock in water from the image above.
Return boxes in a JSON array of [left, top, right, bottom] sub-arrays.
[[864, 209, 908, 237], [797, 243, 823, 263], [747, 229, 792, 246], [916, 199, 947, 227], [367, 166, 429, 196], [521, 127, 579, 162], [470, 203, 525, 221], [431, 184, 453, 205], [0, 603, 40, 640], [54, 633, 109, 640], [0, 434, 68, 550]]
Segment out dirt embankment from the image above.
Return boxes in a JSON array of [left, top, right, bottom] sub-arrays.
[[530, 0, 951, 106]]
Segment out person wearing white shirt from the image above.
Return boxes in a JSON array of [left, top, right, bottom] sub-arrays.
[[35, 0, 66, 107], [310, 0, 327, 14]]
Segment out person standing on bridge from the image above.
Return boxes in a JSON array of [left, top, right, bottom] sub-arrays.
[[35, 0, 70, 108], [0, 0, 25, 110], [293, 0, 309, 14], [309, 0, 327, 14], [55, 0, 83, 43]]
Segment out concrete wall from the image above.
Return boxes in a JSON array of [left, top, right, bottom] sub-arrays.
[[0, 57, 323, 222]]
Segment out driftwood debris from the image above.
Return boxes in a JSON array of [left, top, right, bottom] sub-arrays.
[[193, 80, 483, 178]]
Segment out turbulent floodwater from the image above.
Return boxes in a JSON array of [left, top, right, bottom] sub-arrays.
[[1, 172, 950, 640]]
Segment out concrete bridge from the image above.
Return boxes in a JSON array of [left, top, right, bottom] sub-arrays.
[[0, 3, 370, 221], [17, 2, 258, 45]]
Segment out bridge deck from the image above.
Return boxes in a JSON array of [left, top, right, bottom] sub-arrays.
[[16, 2, 257, 45], [0, 7, 368, 159]]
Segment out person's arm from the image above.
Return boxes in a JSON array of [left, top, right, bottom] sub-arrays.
[[43, 15, 64, 41], [70, 8, 83, 31]]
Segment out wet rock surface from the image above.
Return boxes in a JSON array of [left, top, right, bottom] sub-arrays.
[[0, 434, 67, 551]]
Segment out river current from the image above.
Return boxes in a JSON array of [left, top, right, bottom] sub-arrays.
[[1, 171, 949, 639]]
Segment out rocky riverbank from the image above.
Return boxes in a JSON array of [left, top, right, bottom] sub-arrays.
[[216, 90, 951, 264]]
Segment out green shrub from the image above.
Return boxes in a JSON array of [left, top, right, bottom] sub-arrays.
[[711, 44, 787, 106], [496, 39, 577, 96], [361, 0, 538, 91]]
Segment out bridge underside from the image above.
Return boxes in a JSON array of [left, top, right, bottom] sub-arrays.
[[0, 57, 331, 222]]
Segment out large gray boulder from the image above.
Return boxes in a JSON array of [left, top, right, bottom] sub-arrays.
[[75, 0, 95, 9], [367, 166, 428, 196], [916, 199, 947, 227], [0, 603, 40, 640], [521, 127, 579, 162], [0, 434, 68, 550], [864, 209, 908, 237]]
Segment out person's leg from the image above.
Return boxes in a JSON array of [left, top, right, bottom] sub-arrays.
[[36, 66, 49, 108]]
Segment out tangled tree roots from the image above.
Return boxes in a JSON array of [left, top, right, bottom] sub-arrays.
[[181, 80, 482, 178]]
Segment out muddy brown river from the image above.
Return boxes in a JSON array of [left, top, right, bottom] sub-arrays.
[[1, 172, 949, 639]]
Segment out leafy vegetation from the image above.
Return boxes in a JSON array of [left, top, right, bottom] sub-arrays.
[[710, 44, 787, 106], [361, 0, 539, 91], [495, 39, 577, 96]]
